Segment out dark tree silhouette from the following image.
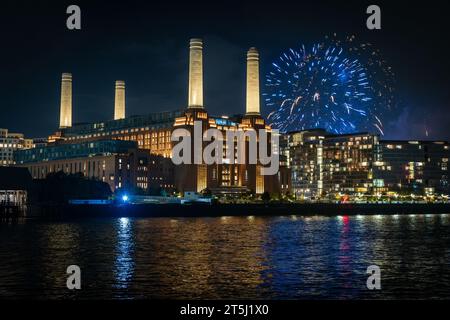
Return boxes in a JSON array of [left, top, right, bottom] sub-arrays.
[[30, 171, 112, 204]]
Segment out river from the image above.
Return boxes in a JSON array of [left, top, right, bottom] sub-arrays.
[[1, 214, 449, 299]]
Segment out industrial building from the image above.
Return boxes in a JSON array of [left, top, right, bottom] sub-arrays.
[[14, 37, 448, 199], [14, 39, 284, 196], [15, 140, 174, 193]]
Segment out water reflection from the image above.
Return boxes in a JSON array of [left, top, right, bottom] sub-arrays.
[[114, 218, 135, 292], [338, 216, 352, 290], [132, 217, 271, 299], [1, 214, 450, 299]]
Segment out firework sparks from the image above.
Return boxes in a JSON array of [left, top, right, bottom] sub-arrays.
[[264, 35, 396, 135]]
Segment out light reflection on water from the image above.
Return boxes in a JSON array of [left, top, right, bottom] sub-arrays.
[[1, 214, 450, 299], [114, 217, 134, 293]]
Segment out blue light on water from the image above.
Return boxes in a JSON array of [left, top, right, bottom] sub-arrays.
[[120, 217, 129, 227], [114, 217, 134, 290]]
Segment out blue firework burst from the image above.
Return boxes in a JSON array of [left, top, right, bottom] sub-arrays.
[[264, 37, 394, 135]]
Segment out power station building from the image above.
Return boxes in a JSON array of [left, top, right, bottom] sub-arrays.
[[172, 42, 279, 194], [15, 39, 284, 196], [15, 140, 175, 193], [10, 37, 450, 199]]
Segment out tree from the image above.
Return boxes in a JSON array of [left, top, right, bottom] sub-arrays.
[[31, 171, 112, 204]]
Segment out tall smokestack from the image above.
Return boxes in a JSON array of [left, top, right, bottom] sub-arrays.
[[188, 38, 203, 108], [246, 48, 260, 115], [114, 80, 126, 120], [59, 73, 72, 128]]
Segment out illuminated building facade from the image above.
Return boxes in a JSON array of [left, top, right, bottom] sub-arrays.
[[0, 128, 33, 166], [374, 140, 449, 195], [322, 133, 379, 196], [173, 111, 275, 194], [14, 140, 174, 192], [288, 130, 380, 199], [17, 39, 284, 196], [58, 110, 183, 158], [288, 130, 328, 199], [287, 130, 450, 198], [277, 134, 292, 195], [173, 41, 278, 194]]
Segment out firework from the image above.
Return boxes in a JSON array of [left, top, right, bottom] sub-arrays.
[[264, 35, 396, 135]]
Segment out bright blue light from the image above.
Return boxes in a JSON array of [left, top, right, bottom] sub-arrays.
[[122, 195, 129, 202]]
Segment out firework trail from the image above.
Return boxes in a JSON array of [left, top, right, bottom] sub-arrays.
[[264, 34, 396, 135]]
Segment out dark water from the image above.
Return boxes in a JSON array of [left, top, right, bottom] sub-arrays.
[[1, 214, 450, 299]]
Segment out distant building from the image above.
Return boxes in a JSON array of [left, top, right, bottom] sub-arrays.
[[59, 110, 182, 158], [277, 134, 292, 195], [286, 130, 450, 198], [32, 138, 48, 148], [322, 132, 379, 196], [374, 140, 449, 195], [14, 140, 174, 193], [287, 129, 379, 198], [0, 128, 33, 166], [287, 130, 328, 199]]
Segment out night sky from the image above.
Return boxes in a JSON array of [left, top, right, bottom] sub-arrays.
[[0, 0, 449, 140]]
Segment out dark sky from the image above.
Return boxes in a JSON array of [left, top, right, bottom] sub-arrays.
[[0, 0, 449, 140]]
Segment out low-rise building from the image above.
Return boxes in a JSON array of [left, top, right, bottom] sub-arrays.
[[58, 110, 183, 158], [14, 140, 174, 193], [0, 128, 33, 166]]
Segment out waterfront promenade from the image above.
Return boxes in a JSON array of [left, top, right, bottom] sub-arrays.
[[25, 202, 450, 218]]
